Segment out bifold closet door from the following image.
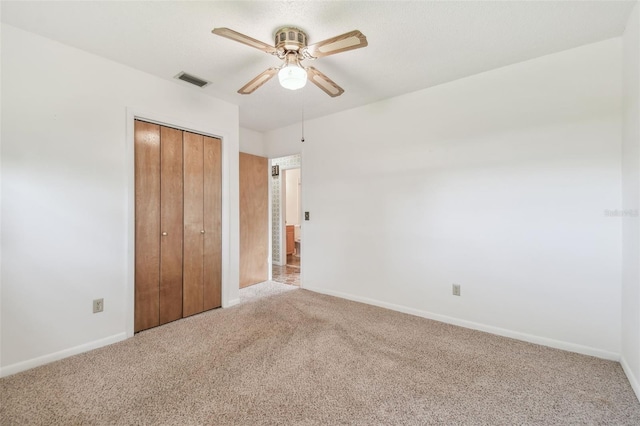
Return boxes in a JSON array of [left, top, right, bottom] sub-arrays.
[[203, 136, 222, 310], [135, 121, 221, 332], [135, 121, 161, 332], [159, 126, 184, 325], [135, 122, 184, 332], [183, 132, 205, 317], [183, 132, 222, 317]]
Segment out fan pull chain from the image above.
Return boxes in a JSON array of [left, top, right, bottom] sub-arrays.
[[301, 90, 305, 143]]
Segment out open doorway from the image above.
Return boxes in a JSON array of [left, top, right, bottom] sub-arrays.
[[270, 154, 301, 286], [283, 168, 301, 268]]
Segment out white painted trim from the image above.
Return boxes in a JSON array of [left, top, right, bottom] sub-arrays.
[[125, 108, 235, 338], [125, 110, 136, 338], [279, 170, 286, 268], [298, 154, 304, 288], [621, 356, 640, 402], [0, 333, 127, 378], [269, 161, 283, 267], [304, 285, 620, 361], [224, 298, 240, 308], [267, 159, 273, 281]]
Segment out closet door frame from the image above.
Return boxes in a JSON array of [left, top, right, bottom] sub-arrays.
[[126, 109, 233, 338]]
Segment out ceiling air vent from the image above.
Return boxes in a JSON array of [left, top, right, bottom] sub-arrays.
[[175, 72, 210, 88]]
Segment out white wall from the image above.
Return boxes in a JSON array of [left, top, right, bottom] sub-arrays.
[[239, 127, 266, 157], [622, 2, 640, 400], [0, 25, 240, 375], [266, 38, 623, 358], [285, 168, 301, 226]]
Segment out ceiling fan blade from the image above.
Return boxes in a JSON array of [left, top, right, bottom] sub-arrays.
[[238, 68, 279, 95], [212, 27, 277, 55], [303, 30, 368, 59], [306, 67, 344, 97]]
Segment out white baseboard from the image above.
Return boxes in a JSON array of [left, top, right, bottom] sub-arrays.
[[304, 286, 620, 361], [0, 332, 128, 378], [3, 297, 241, 377], [621, 356, 640, 402], [224, 298, 240, 308]]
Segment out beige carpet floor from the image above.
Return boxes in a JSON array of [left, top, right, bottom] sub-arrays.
[[2, 281, 639, 425]]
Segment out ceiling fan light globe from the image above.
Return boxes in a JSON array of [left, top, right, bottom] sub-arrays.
[[278, 65, 307, 90]]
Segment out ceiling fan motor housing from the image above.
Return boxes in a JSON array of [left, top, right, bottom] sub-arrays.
[[275, 27, 307, 52]]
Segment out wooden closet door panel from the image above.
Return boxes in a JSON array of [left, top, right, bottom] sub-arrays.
[[203, 136, 222, 310], [159, 126, 184, 325], [183, 132, 204, 317], [134, 120, 161, 332], [239, 152, 269, 288]]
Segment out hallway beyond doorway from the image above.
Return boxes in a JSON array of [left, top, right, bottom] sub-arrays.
[[272, 264, 299, 286], [286, 253, 300, 268]]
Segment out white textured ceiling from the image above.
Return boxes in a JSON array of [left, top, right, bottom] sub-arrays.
[[1, 1, 636, 132]]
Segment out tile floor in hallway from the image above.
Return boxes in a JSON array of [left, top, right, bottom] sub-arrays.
[[272, 257, 300, 286]]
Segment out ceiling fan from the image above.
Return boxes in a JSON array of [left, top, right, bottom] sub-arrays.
[[212, 26, 368, 97]]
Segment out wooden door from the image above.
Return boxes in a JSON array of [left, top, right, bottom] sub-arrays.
[[203, 136, 222, 310], [183, 132, 205, 317], [183, 132, 223, 316], [159, 126, 183, 324], [135, 121, 221, 331], [239, 152, 269, 288], [134, 121, 161, 332]]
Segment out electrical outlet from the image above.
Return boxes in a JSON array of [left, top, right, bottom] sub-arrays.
[[452, 284, 461, 296], [93, 298, 104, 313]]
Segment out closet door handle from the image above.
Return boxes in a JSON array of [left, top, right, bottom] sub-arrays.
[[200, 230, 205, 234], [162, 232, 168, 236]]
